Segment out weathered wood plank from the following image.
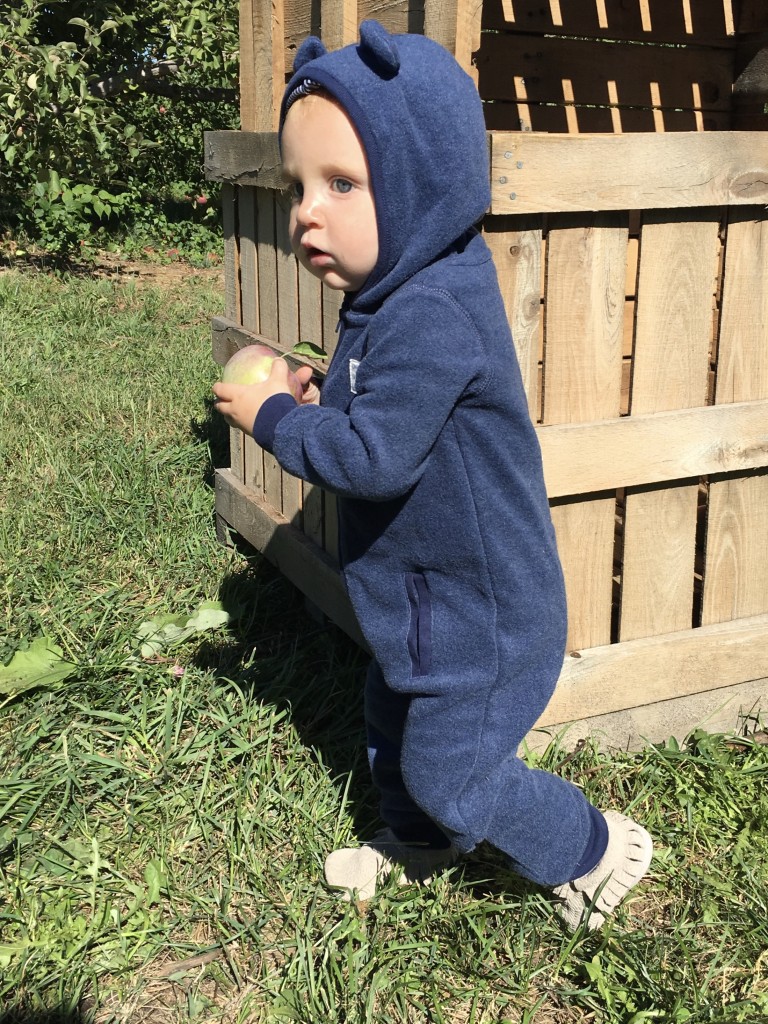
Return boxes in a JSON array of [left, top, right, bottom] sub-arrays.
[[483, 215, 543, 421], [284, 0, 417, 71], [537, 612, 768, 727], [239, 186, 264, 500], [209, 131, 768, 209], [424, 0, 481, 73], [490, 132, 768, 214], [320, 0, 358, 50], [275, 192, 299, 349], [240, 0, 285, 132], [204, 131, 283, 189], [543, 214, 627, 650], [215, 468, 366, 647], [220, 183, 244, 483], [703, 208, 768, 624], [538, 400, 768, 497], [619, 212, 720, 642], [238, 186, 259, 332], [322, 283, 343, 363], [211, 316, 334, 376]]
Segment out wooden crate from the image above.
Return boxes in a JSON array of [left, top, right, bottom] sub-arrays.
[[205, 0, 768, 745]]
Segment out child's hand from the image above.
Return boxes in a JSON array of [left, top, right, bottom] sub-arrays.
[[299, 367, 321, 406], [213, 360, 317, 435]]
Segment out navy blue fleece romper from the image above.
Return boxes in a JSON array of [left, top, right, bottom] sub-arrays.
[[253, 22, 607, 887]]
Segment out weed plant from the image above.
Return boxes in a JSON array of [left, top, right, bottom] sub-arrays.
[[0, 270, 767, 1023]]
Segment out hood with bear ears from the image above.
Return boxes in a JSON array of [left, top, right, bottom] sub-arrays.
[[279, 20, 491, 314]]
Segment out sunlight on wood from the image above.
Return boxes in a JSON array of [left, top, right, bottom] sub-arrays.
[[723, 0, 735, 36], [682, 0, 693, 34], [691, 83, 704, 130], [548, 0, 563, 28], [501, 0, 515, 23], [562, 78, 578, 133], [649, 81, 664, 131], [639, 0, 652, 33], [595, 0, 608, 30], [607, 80, 622, 133], [513, 74, 531, 130]]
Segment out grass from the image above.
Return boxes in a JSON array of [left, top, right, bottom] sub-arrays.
[[1, 267, 768, 1023]]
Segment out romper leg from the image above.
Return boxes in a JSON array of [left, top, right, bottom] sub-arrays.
[[398, 656, 597, 887], [365, 660, 451, 846]]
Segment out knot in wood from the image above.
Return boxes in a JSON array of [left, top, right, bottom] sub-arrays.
[[729, 173, 768, 201]]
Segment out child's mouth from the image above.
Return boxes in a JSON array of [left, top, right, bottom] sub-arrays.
[[306, 246, 332, 267]]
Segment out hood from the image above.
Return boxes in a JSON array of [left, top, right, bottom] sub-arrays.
[[279, 20, 490, 313]]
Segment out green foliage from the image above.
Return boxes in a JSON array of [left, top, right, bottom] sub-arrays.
[[0, 0, 238, 257]]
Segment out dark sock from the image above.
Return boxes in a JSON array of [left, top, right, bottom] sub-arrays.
[[391, 822, 453, 850], [570, 805, 609, 879]]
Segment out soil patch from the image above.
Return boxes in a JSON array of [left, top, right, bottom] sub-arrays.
[[1, 253, 225, 290]]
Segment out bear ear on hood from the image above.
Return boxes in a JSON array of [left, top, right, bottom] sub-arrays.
[[358, 20, 400, 78], [294, 35, 327, 70]]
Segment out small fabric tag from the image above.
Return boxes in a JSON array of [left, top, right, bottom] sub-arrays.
[[349, 358, 360, 394]]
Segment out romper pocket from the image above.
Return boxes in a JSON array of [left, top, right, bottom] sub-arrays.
[[405, 572, 432, 677]]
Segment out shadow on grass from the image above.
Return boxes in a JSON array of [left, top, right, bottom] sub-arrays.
[[191, 396, 231, 491], [194, 532, 376, 836], [0, 1010, 87, 1024]]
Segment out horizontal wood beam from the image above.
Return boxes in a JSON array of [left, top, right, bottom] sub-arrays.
[[490, 131, 768, 213], [539, 400, 768, 497], [211, 316, 328, 375], [207, 130, 768, 214], [538, 613, 768, 726], [204, 130, 283, 189], [215, 468, 367, 648]]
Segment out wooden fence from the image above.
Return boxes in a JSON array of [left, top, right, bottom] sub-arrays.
[[205, 0, 768, 742]]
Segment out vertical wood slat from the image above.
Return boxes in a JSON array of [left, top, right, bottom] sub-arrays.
[[238, 187, 259, 333], [322, 284, 343, 362], [240, 0, 286, 132], [297, 259, 325, 543], [275, 192, 303, 525], [221, 183, 245, 484], [702, 207, 768, 624], [237, 185, 264, 495], [321, 0, 359, 50], [619, 211, 721, 642], [484, 216, 543, 422], [254, 188, 282, 512], [424, 0, 481, 75], [543, 214, 628, 650]]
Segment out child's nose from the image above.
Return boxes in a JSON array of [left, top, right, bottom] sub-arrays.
[[296, 192, 322, 227]]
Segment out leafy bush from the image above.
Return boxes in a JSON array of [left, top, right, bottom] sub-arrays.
[[0, 0, 239, 259]]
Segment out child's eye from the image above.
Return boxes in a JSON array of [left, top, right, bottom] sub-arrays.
[[289, 182, 304, 201], [332, 178, 353, 194]]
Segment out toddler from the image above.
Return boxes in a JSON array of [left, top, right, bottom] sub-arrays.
[[213, 20, 653, 931]]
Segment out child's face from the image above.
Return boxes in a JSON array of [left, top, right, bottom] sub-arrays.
[[282, 94, 379, 293]]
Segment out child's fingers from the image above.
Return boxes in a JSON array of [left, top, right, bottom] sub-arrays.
[[213, 381, 240, 402]]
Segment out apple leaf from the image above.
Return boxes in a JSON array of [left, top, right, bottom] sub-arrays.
[[291, 341, 327, 359], [133, 601, 230, 660], [0, 636, 77, 696]]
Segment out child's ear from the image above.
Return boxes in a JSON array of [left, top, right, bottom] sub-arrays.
[[294, 36, 327, 71], [358, 20, 400, 78]]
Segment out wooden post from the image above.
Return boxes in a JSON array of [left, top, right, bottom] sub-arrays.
[[321, 0, 358, 50], [424, 0, 481, 75], [240, 0, 286, 132]]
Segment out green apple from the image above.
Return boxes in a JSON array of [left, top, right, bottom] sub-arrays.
[[221, 344, 303, 402]]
